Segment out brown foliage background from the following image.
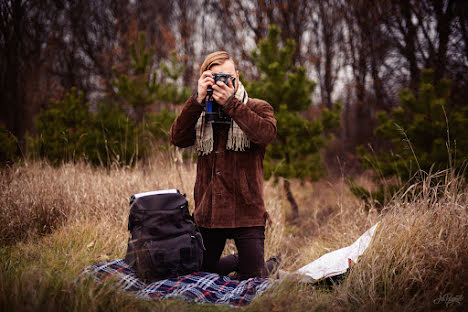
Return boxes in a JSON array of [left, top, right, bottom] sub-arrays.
[[2, 0, 467, 172]]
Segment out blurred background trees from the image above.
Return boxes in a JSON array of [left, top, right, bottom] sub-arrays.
[[1, 0, 467, 185], [351, 69, 468, 207], [245, 25, 340, 218]]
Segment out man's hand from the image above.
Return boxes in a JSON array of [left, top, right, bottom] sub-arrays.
[[212, 77, 235, 106], [197, 71, 214, 103]]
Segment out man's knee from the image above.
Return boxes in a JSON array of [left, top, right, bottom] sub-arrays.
[[234, 228, 266, 279]]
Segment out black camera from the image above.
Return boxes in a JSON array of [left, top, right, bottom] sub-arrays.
[[205, 73, 236, 124]]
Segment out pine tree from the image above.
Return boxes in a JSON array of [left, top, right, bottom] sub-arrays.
[[143, 51, 192, 148], [112, 32, 159, 124], [87, 99, 144, 167], [29, 87, 144, 167], [0, 125, 18, 164], [112, 32, 191, 146], [29, 32, 193, 166], [112, 32, 190, 124], [245, 25, 341, 219], [32, 87, 91, 164], [157, 51, 192, 105], [353, 69, 468, 207]]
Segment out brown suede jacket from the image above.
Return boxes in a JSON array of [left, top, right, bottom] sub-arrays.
[[170, 94, 277, 228]]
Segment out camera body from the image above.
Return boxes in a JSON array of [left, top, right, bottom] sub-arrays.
[[206, 73, 236, 124]]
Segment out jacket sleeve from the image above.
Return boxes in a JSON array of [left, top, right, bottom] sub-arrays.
[[222, 97, 277, 146], [169, 94, 204, 148]]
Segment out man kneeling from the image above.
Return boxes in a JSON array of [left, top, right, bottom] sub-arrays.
[[170, 51, 278, 279]]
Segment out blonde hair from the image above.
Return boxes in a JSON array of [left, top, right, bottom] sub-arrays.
[[200, 51, 236, 75]]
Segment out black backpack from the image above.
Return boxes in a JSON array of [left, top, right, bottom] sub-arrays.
[[124, 189, 204, 282]]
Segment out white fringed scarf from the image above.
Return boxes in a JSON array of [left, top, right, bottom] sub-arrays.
[[195, 81, 250, 155]]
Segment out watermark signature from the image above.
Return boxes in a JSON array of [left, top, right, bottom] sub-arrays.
[[433, 292, 464, 308]]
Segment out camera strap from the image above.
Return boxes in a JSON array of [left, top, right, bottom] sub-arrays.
[[206, 98, 214, 113]]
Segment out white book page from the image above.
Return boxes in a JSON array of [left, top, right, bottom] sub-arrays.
[[132, 189, 178, 199], [296, 222, 380, 280]]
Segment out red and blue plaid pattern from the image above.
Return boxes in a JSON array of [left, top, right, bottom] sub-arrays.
[[81, 259, 273, 307]]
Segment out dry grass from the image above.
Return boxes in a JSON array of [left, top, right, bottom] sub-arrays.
[[251, 172, 467, 311], [333, 172, 468, 310], [0, 156, 197, 246], [0, 157, 466, 311]]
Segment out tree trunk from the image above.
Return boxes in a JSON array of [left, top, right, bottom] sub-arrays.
[[134, 105, 145, 124], [283, 179, 299, 220], [400, 2, 420, 92]]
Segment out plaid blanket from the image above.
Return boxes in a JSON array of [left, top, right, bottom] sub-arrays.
[[81, 259, 273, 307]]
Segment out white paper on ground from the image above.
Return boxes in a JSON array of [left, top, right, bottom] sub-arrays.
[[132, 189, 178, 199], [296, 222, 380, 281]]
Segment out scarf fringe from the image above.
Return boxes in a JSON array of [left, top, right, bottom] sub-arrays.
[[226, 127, 251, 151], [198, 138, 213, 155]]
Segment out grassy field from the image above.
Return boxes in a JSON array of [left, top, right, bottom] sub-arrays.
[[0, 157, 466, 311]]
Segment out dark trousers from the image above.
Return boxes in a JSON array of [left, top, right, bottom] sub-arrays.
[[199, 226, 266, 280]]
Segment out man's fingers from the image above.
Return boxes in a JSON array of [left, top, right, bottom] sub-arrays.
[[212, 84, 225, 94], [202, 77, 214, 85], [200, 71, 213, 79], [212, 93, 224, 104], [215, 80, 231, 90], [202, 79, 212, 87], [200, 76, 213, 83]]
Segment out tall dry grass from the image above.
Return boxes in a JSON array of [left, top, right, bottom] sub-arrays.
[[0, 158, 466, 311], [332, 171, 467, 310], [1, 157, 194, 245], [250, 171, 467, 311], [0, 156, 284, 259]]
